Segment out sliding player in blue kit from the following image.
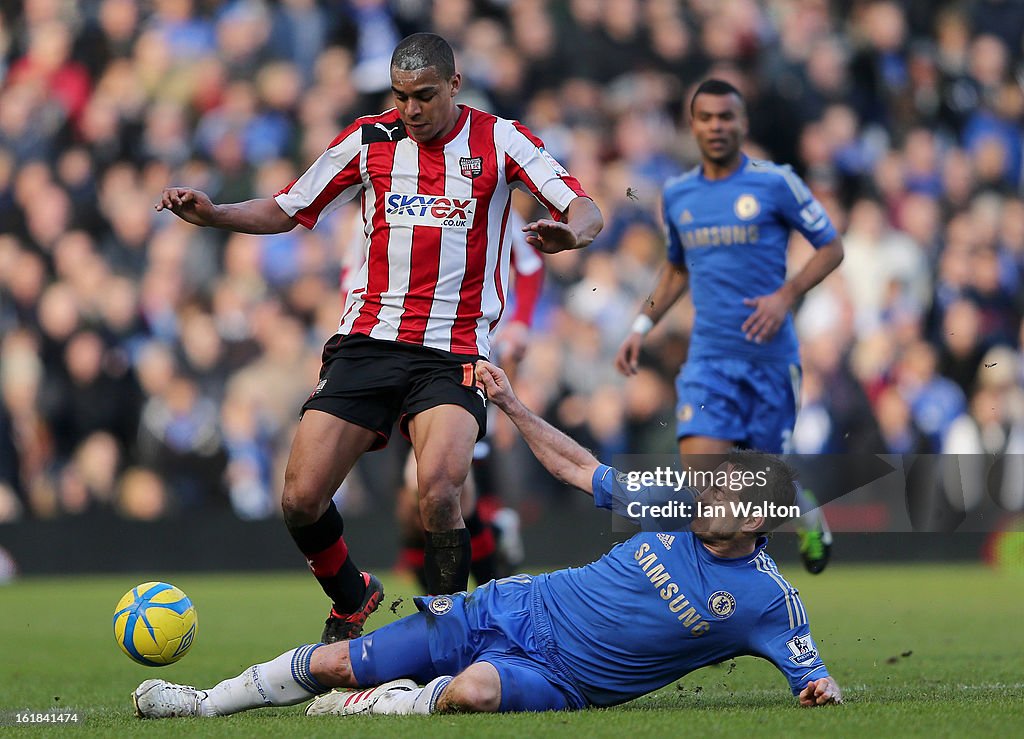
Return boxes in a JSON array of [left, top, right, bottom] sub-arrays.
[[133, 361, 841, 719], [616, 79, 845, 574]]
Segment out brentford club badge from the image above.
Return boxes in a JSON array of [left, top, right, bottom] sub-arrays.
[[460, 156, 483, 178]]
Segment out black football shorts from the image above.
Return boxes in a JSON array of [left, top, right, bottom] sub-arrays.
[[301, 333, 487, 450]]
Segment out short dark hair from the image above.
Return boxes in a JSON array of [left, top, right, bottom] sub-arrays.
[[725, 449, 797, 532], [690, 78, 745, 115], [391, 33, 456, 79]]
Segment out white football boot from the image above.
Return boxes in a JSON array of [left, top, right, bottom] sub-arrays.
[[133, 679, 207, 718], [304, 678, 418, 716]]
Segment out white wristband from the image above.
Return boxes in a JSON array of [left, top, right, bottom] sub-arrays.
[[631, 314, 654, 336]]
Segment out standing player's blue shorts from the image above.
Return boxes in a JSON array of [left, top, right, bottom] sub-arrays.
[[346, 577, 587, 712], [675, 357, 801, 453]]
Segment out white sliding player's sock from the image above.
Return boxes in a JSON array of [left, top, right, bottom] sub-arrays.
[[371, 676, 453, 715], [204, 645, 325, 716]]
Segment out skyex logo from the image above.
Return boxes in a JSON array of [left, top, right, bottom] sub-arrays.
[[385, 192, 477, 229]]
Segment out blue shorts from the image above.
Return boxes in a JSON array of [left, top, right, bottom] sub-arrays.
[[347, 578, 587, 712], [675, 357, 801, 453]]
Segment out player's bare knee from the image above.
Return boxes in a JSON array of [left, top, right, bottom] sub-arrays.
[[417, 465, 463, 528], [417, 458, 466, 498], [438, 674, 500, 713], [309, 642, 357, 688], [419, 490, 461, 531], [280, 469, 331, 524]]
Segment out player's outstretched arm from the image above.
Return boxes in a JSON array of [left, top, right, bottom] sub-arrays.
[[798, 676, 843, 707], [155, 189, 297, 234], [522, 196, 603, 254], [475, 360, 599, 493], [615, 263, 689, 376], [742, 237, 843, 343]]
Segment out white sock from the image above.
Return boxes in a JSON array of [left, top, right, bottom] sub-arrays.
[[202, 645, 326, 716], [371, 676, 453, 715]]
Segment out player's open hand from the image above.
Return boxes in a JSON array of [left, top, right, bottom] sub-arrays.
[[615, 332, 644, 376], [799, 676, 843, 707], [741, 288, 794, 344], [155, 187, 215, 227], [522, 219, 579, 254], [475, 360, 519, 411]]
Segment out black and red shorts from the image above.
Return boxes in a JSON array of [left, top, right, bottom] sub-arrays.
[[302, 333, 487, 450]]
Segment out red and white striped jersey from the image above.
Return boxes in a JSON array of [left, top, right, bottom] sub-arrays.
[[275, 105, 587, 356], [338, 209, 544, 323]]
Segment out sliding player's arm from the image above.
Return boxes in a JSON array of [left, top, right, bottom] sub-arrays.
[[749, 594, 842, 707], [475, 361, 695, 527], [475, 361, 598, 493]]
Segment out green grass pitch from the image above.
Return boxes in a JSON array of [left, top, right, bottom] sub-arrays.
[[1, 563, 1022, 737]]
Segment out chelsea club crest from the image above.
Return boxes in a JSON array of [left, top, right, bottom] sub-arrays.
[[708, 590, 736, 619], [428, 596, 454, 616], [734, 194, 760, 220]]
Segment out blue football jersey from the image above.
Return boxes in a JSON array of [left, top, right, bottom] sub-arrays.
[[530, 465, 830, 707], [662, 154, 837, 363]]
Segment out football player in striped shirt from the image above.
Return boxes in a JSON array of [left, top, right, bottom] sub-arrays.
[[395, 228, 545, 590], [155, 33, 603, 643], [132, 361, 841, 719]]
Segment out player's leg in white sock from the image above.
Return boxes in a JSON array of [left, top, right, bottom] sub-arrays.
[[370, 675, 455, 715], [203, 644, 328, 716]]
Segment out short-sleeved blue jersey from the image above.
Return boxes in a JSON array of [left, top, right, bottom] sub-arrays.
[[530, 465, 829, 707], [662, 154, 837, 363]]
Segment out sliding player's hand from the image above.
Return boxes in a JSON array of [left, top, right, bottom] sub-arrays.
[[522, 219, 579, 254], [475, 360, 519, 412], [741, 289, 793, 344], [799, 676, 843, 707]]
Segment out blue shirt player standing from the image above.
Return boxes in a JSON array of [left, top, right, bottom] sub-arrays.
[[615, 79, 845, 574], [133, 361, 842, 720]]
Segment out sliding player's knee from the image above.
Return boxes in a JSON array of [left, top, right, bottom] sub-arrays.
[[438, 671, 501, 713], [309, 642, 357, 688]]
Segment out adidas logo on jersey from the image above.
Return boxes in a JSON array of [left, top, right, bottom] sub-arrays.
[[657, 533, 675, 550], [384, 193, 477, 229], [679, 210, 694, 224]]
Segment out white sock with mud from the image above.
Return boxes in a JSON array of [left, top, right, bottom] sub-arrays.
[[202, 645, 325, 716], [371, 676, 453, 715]]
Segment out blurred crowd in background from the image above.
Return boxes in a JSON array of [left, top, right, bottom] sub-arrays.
[[2, 0, 1024, 526]]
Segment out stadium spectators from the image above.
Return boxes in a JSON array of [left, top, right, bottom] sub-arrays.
[[2, 0, 1023, 526]]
